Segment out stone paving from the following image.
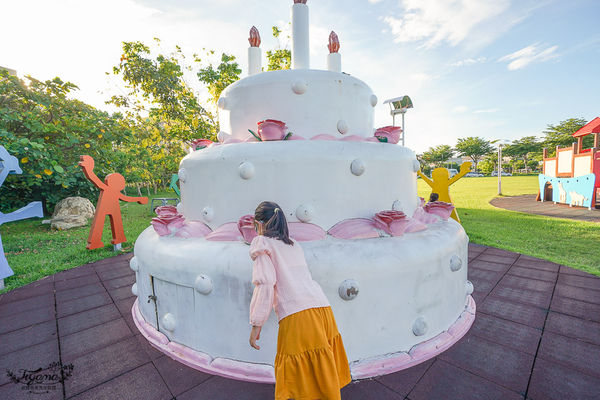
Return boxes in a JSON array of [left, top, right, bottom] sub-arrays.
[[0, 246, 599, 399], [491, 194, 600, 222]]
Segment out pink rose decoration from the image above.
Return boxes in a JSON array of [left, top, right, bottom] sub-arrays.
[[374, 126, 402, 144], [412, 206, 438, 224], [424, 201, 455, 221], [373, 210, 411, 236], [151, 205, 185, 236], [191, 139, 213, 150], [257, 119, 289, 141], [237, 214, 257, 243]]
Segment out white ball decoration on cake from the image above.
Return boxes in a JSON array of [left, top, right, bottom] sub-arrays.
[[449, 255, 462, 272], [338, 279, 359, 301], [202, 206, 214, 222], [412, 159, 421, 172], [412, 316, 428, 336], [131, 283, 138, 296], [129, 256, 139, 272], [162, 313, 177, 331], [337, 119, 349, 134], [465, 280, 474, 295], [238, 161, 255, 180], [178, 168, 187, 183], [194, 274, 213, 295], [295, 203, 315, 222], [392, 200, 403, 211], [370, 94, 378, 107], [291, 80, 308, 94], [350, 159, 365, 176]]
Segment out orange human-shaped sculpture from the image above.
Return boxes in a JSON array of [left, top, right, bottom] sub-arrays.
[[79, 155, 148, 250]]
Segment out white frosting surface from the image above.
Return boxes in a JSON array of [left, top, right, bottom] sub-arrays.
[[133, 219, 469, 365], [218, 69, 376, 139], [179, 141, 419, 229]]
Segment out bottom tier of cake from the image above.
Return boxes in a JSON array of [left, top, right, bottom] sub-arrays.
[[131, 219, 475, 382]]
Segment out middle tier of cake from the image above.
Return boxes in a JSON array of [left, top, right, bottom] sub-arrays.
[[178, 140, 421, 230]]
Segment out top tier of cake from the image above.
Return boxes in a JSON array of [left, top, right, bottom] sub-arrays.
[[217, 69, 377, 141]]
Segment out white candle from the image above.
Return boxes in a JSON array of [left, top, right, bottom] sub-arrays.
[[248, 47, 261, 75], [291, 2, 310, 69]]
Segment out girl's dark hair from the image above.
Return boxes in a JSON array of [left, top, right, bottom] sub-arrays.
[[254, 201, 294, 245], [429, 192, 439, 202]]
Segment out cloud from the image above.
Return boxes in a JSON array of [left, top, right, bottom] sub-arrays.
[[474, 108, 500, 113], [451, 57, 487, 67], [368, 0, 384, 3], [382, 0, 510, 48], [499, 43, 559, 70], [453, 105, 469, 113]]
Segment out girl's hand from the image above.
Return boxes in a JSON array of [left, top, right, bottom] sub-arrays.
[[249, 325, 262, 350]]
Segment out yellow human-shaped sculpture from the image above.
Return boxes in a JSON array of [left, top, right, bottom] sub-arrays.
[[417, 162, 472, 223]]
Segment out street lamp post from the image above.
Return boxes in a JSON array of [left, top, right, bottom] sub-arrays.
[[384, 96, 413, 146], [498, 143, 503, 195], [496, 140, 511, 195]]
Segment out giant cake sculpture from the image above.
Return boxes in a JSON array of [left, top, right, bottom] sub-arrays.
[[131, 0, 475, 383]]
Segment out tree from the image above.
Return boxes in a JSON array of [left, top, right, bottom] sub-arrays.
[[503, 136, 541, 174], [197, 52, 242, 104], [0, 70, 137, 212], [266, 26, 291, 71], [454, 137, 494, 170], [420, 145, 454, 168], [108, 40, 242, 188], [108, 39, 218, 142], [542, 118, 591, 156]]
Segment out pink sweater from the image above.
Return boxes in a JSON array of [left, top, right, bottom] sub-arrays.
[[249, 235, 330, 326]]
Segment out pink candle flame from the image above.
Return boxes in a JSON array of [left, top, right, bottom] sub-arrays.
[[249, 26, 261, 47], [328, 31, 340, 53]]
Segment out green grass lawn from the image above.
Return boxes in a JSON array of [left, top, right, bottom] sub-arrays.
[[1, 177, 599, 294], [418, 176, 600, 276], [0, 193, 168, 293]]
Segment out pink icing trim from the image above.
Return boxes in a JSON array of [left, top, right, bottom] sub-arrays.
[[222, 138, 243, 144], [132, 298, 275, 383], [310, 134, 338, 141], [287, 134, 306, 140], [288, 222, 327, 241], [365, 137, 380, 143], [404, 219, 428, 233], [328, 218, 380, 239], [350, 295, 476, 380], [133, 295, 475, 383], [174, 221, 212, 238], [205, 222, 242, 241], [339, 135, 365, 142]]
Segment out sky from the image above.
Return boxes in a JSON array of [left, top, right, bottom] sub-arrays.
[[2, 0, 599, 153]]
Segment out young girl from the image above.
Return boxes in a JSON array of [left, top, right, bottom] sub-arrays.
[[248, 201, 351, 400]]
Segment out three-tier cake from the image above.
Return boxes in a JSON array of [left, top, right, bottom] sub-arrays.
[[131, 0, 475, 383]]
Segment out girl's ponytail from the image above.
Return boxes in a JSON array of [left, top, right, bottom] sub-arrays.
[[254, 201, 294, 245]]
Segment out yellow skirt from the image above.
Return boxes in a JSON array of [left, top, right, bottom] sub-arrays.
[[274, 306, 352, 400]]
